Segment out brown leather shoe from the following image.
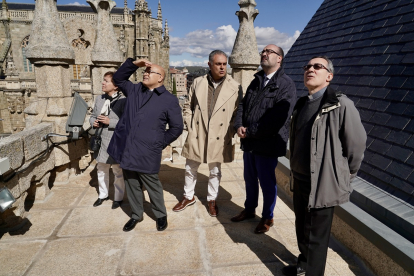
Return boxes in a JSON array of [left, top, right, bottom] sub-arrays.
[[208, 200, 218, 217], [254, 218, 274, 234], [172, 197, 196, 212], [231, 210, 255, 222]]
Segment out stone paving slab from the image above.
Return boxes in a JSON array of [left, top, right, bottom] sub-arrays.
[[1, 209, 68, 241], [27, 236, 125, 276], [0, 241, 46, 276], [121, 230, 205, 275], [0, 162, 371, 276]]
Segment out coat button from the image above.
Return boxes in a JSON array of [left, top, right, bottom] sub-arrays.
[[220, 123, 223, 126], [223, 108, 225, 111], [311, 171, 314, 173], [314, 152, 317, 155], [311, 137, 315, 140], [217, 137, 219, 140], [196, 136, 198, 139], [197, 121, 199, 125]]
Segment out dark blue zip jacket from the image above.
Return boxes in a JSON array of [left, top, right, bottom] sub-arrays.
[[107, 58, 183, 174], [234, 67, 296, 157]]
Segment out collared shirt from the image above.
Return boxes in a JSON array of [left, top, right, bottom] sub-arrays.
[[209, 72, 225, 89], [263, 71, 277, 87], [308, 86, 327, 100]]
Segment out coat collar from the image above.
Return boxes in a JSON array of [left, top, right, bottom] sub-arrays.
[[142, 83, 167, 95], [195, 74, 238, 129], [294, 85, 342, 113], [254, 66, 285, 88]]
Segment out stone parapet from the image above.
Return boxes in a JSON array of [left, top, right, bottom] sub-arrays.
[[0, 122, 89, 231]]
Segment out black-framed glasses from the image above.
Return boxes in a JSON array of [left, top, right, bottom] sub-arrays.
[[142, 69, 162, 76], [259, 49, 281, 56], [303, 63, 331, 73]]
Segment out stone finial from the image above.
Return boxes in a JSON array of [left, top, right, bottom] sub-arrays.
[[87, 0, 123, 66], [164, 19, 169, 38], [229, 0, 260, 69], [5, 52, 18, 78], [135, 0, 148, 12], [25, 0, 75, 65], [157, 0, 162, 20], [124, 0, 128, 14], [1, 0, 7, 19]]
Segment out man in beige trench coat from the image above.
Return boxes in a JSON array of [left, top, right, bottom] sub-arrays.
[[173, 50, 243, 216]]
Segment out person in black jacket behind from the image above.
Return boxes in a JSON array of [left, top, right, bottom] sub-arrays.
[[107, 58, 183, 232], [231, 44, 296, 234]]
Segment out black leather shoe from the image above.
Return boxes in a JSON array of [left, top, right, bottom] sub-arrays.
[[156, 216, 168, 231], [123, 218, 142, 232], [112, 201, 123, 209], [281, 265, 306, 276], [93, 197, 109, 207]]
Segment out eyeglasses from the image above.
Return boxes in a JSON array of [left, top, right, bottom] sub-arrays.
[[303, 63, 331, 73], [142, 70, 162, 76], [259, 49, 281, 56]]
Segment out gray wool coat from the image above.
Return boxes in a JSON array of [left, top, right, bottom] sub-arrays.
[[89, 93, 126, 164]]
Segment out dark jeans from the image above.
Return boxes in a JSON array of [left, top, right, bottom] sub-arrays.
[[123, 169, 167, 220], [293, 177, 334, 276], [243, 151, 279, 219]]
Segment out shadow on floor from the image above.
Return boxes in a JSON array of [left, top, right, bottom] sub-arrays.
[[159, 163, 297, 275]]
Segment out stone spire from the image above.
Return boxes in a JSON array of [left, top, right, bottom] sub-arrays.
[[164, 19, 169, 38], [1, 0, 7, 19], [157, 0, 162, 20], [26, 0, 75, 64], [229, 0, 260, 94], [87, 0, 123, 66], [5, 52, 18, 78], [124, 0, 128, 14]]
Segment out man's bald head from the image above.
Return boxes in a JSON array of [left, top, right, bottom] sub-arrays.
[[142, 63, 165, 90]]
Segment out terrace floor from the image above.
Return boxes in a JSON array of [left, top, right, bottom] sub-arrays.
[[0, 159, 373, 276]]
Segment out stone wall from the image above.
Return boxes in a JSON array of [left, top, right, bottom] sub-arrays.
[[0, 122, 90, 231]]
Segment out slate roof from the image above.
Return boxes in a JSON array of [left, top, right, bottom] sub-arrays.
[[283, 0, 414, 204], [7, 3, 126, 14]]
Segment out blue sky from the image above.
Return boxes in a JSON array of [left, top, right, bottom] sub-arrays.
[[8, 0, 324, 66]]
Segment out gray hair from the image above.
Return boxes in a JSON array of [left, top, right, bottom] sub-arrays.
[[310, 55, 334, 74], [209, 50, 228, 63]]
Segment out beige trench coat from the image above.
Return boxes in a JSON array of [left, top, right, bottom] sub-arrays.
[[182, 74, 243, 163]]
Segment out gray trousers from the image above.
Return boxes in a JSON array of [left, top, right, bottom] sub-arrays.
[[123, 169, 167, 220]]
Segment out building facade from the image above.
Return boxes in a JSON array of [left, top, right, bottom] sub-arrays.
[[0, 0, 170, 135], [170, 67, 188, 97]]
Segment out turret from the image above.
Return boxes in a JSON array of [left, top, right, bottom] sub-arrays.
[[157, 0, 162, 21]]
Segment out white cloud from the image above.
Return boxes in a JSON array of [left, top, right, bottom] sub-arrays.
[[170, 60, 209, 67], [170, 25, 300, 65], [255, 27, 300, 54], [170, 25, 237, 58], [67, 2, 88, 6]]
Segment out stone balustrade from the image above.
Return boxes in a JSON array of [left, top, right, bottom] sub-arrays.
[[7, 10, 129, 24], [0, 122, 89, 231]]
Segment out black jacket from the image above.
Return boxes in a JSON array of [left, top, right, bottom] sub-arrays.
[[234, 67, 296, 157]]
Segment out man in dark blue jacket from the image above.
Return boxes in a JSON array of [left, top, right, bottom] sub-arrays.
[[231, 44, 296, 234], [108, 58, 183, 232]]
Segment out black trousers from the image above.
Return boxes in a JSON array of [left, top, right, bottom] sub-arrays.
[[123, 169, 167, 220], [293, 178, 335, 276]]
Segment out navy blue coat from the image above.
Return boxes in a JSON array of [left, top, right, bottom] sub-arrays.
[[107, 58, 183, 174], [234, 67, 296, 157]]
